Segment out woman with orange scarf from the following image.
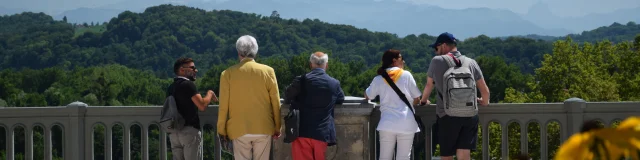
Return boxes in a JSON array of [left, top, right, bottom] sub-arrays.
[[365, 49, 422, 160]]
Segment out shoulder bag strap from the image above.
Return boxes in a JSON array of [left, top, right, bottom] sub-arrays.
[[380, 71, 416, 114], [291, 74, 307, 110]]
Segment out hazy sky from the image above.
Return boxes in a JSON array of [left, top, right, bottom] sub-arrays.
[[407, 0, 640, 17], [2, 0, 639, 17]]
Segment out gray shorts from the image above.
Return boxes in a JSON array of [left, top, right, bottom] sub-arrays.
[[169, 126, 203, 160]]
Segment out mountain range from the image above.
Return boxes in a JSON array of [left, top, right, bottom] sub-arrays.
[[523, 2, 640, 33], [1, 0, 638, 39]]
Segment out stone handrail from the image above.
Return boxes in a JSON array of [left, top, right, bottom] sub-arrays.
[[0, 97, 638, 160]]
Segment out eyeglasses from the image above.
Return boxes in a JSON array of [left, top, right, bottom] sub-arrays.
[[182, 66, 197, 70]]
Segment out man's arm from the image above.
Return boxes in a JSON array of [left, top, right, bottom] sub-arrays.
[[472, 60, 490, 106], [476, 78, 490, 106], [267, 68, 282, 137], [336, 81, 345, 105], [422, 58, 439, 105], [217, 71, 229, 136], [420, 77, 434, 104], [191, 90, 216, 111], [181, 81, 213, 111], [284, 76, 302, 105]]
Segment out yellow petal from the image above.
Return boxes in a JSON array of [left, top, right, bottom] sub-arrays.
[[617, 116, 640, 131], [555, 133, 593, 160]]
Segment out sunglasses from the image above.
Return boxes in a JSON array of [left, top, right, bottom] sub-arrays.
[[182, 66, 197, 70]]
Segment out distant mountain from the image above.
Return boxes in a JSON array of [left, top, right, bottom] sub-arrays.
[[9, 0, 638, 39], [54, 7, 124, 24], [500, 34, 559, 41], [125, 0, 574, 39], [523, 2, 560, 30], [351, 6, 572, 39], [524, 2, 640, 33]]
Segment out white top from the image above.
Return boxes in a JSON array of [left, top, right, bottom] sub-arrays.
[[365, 67, 422, 134]]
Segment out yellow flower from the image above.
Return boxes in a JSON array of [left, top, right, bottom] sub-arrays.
[[554, 116, 640, 160]]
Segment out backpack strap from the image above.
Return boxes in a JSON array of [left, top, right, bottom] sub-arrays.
[[459, 56, 471, 69], [168, 79, 184, 96], [441, 53, 462, 68]]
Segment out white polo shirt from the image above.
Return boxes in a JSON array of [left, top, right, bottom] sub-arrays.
[[365, 67, 422, 134]]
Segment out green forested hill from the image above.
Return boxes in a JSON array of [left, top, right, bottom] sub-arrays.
[[563, 21, 640, 43], [2, 4, 640, 160], [1, 5, 554, 76], [1, 4, 639, 108]]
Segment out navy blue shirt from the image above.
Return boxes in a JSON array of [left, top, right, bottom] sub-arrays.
[[284, 68, 345, 146]]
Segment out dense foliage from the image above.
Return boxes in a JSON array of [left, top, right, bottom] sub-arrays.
[[0, 5, 557, 76], [563, 21, 640, 43], [1, 4, 639, 160]]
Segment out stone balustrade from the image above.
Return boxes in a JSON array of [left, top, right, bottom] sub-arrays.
[[1, 97, 638, 160]]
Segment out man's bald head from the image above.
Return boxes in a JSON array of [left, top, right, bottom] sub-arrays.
[[310, 51, 329, 69]]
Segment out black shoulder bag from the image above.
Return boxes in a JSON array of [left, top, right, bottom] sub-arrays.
[[283, 74, 306, 143], [380, 72, 426, 148]]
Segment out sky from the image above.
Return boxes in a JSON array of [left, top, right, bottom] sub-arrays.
[[406, 0, 640, 17], [1, 0, 639, 17]]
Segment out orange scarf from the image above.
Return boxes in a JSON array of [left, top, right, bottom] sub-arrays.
[[384, 68, 404, 85]]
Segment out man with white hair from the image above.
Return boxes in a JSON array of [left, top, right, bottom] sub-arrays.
[[284, 52, 345, 160], [217, 35, 281, 160]]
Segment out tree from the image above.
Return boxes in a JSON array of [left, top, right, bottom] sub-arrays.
[[63, 16, 67, 23], [475, 56, 532, 102], [270, 10, 280, 19], [0, 98, 6, 107], [2, 6, 640, 159]]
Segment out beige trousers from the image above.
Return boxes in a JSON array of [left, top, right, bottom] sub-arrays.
[[232, 135, 272, 160]]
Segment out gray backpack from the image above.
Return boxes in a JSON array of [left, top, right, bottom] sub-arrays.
[[441, 54, 478, 117], [160, 82, 185, 133]]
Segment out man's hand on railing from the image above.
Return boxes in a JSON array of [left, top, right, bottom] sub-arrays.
[[419, 99, 430, 106], [477, 97, 489, 106]]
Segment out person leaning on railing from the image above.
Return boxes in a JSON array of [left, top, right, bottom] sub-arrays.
[[365, 49, 423, 160]]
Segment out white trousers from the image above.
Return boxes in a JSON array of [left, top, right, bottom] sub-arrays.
[[379, 130, 414, 160]]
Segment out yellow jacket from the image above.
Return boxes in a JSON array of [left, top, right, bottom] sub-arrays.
[[217, 58, 281, 140]]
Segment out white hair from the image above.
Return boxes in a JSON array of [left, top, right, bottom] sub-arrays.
[[309, 53, 329, 66], [235, 35, 259, 58]]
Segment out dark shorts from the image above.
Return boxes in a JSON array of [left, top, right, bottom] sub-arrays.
[[437, 115, 479, 156]]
